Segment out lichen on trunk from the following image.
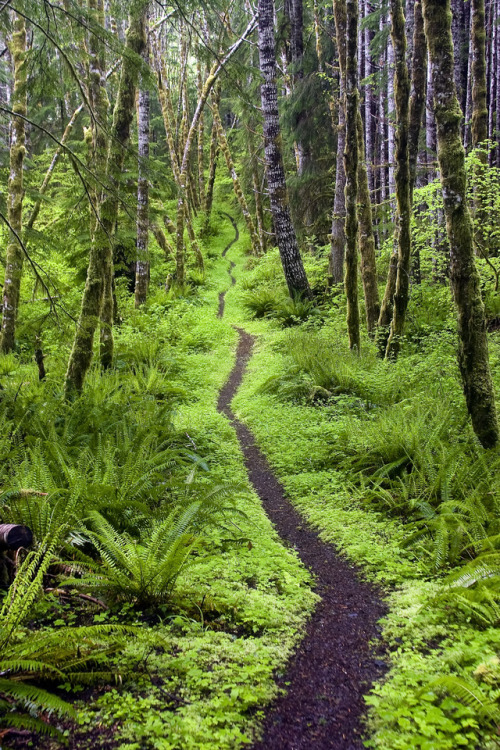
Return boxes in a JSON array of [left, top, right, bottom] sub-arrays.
[[0, 5, 27, 354], [422, 0, 499, 448]]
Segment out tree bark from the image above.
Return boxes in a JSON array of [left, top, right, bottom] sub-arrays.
[[386, 0, 412, 359], [330, 2, 347, 285], [408, 2, 428, 203], [422, 0, 499, 449], [0, 5, 27, 354], [203, 87, 221, 231], [471, 0, 488, 150], [343, 0, 361, 351], [258, 0, 311, 298], [212, 103, 261, 255], [65, 0, 147, 394], [134, 39, 150, 308], [357, 114, 380, 335]]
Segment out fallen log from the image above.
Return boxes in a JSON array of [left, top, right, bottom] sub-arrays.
[[0, 524, 33, 550]]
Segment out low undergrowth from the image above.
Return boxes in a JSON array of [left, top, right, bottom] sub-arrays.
[[232, 268, 500, 749], [0, 215, 316, 749]]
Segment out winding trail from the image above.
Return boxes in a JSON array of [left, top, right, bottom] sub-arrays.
[[217, 217, 387, 749]]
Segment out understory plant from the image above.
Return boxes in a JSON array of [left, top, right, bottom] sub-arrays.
[[0, 538, 131, 739]]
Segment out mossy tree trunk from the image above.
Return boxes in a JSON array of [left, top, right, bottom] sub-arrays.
[[258, 0, 311, 299], [408, 1, 427, 283], [422, 0, 499, 448], [212, 103, 261, 256], [471, 0, 488, 151], [471, 0, 488, 254], [343, 0, 361, 351], [0, 5, 27, 354], [203, 85, 221, 233], [385, 0, 412, 359], [408, 2, 427, 204], [134, 32, 150, 308], [330, 1, 347, 285], [65, 0, 147, 394], [357, 112, 380, 336], [332, 0, 378, 335]]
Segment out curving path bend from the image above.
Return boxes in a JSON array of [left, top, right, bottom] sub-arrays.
[[217, 216, 387, 750]]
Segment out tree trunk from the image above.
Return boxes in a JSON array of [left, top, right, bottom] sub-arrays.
[[408, 1, 427, 283], [203, 85, 221, 232], [385, 0, 412, 359], [422, 0, 499, 449], [0, 5, 27, 354], [212, 104, 261, 255], [408, 2, 427, 201], [134, 44, 150, 308], [65, 1, 147, 394], [357, 114, 380, 335], [343, 0, 361, 351], [258, 0, 311, 298], [330, 2, 347, 285], [471, 0, 488, 150]]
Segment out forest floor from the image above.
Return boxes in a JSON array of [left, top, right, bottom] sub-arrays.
[[6, 211, 500, 750]]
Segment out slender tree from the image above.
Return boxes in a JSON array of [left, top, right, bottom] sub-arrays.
[[65, 1, 148, 394], [134, 36, 150, 308], [422, 0, 499, 448], [0, 5, 27, 354], [330, 3, 347, 285], [385, 0, 412, 358], [471, 0, 488, 151], [212, 103, 261, 255], [343, 0, 360, 350], [257, 0, 311, 298]]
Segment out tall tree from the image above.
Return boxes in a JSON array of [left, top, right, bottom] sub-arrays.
[[471, 0, 488, 152], [134, 30, 151, 308], [343, 0, 360, 351], [385, 0, 412, 358], [0, 5, 27, 354], [329, 4, 347, 285], [65, 0, 148, 394], [257, 0, 311, 298], [422, 0, 499, 449]]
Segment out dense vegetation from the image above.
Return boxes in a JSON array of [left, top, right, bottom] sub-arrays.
[[0, 0, 499, 748]]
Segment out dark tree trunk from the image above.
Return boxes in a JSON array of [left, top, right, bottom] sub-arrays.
[[422, 0, 499, 449], [258, 0, 311, 298]]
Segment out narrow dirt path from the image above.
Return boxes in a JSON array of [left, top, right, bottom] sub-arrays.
[[217, 217, 387, 749]]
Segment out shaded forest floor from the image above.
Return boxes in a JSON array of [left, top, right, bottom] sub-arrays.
[[3, 210, 500, 750]]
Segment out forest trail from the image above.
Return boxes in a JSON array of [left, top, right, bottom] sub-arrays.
[[216, 217, 387, 749]]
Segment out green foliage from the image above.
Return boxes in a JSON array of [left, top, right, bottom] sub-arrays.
[[0, 540, 130, 739], [65, 488, 244, 607]]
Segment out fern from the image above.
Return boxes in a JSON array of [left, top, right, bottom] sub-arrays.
[[0, 544, 134, 739], [426, 676, 500, 726]]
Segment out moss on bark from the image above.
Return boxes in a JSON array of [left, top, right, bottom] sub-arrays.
[[0, 6, 27, 354], [422, 0, 498, 448]]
